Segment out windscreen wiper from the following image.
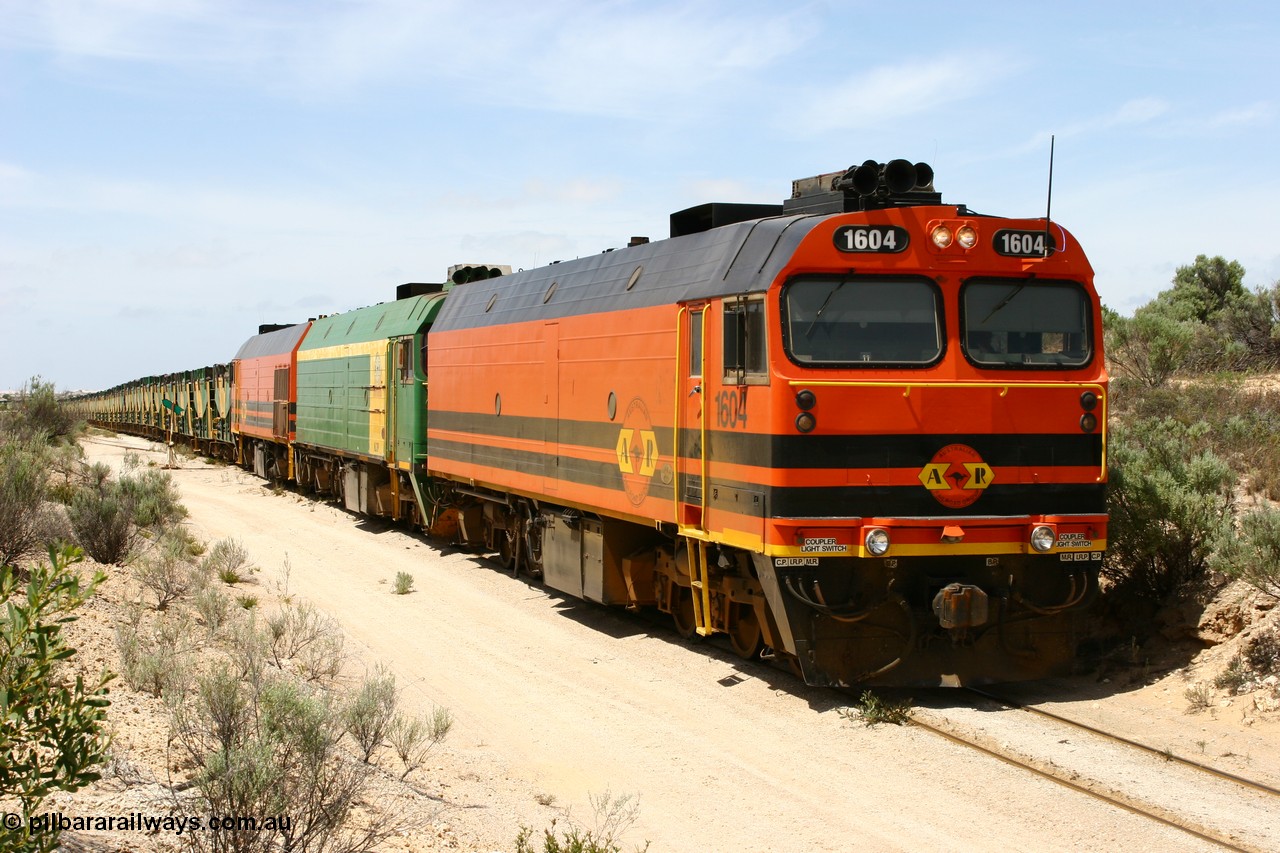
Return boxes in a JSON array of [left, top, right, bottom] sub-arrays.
[[806, 281, 847, 337], [981, 277, 1034, 324]]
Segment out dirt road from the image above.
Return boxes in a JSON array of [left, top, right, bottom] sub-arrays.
[[85, 435, 1244, 852]]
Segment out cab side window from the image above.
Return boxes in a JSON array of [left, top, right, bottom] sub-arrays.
[[723, 297, 768, 385]]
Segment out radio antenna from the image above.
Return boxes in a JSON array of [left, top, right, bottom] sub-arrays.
[[1043, 134, 1055, 257]]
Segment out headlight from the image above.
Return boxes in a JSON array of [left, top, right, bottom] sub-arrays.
[[865, 528, 890, 556], [1030, 525, 1056, 552], [956, 225, 978, 249], [931, 225, 953, 248]]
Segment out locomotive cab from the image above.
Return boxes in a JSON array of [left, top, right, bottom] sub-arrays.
[[659, 164, 1106, 685]]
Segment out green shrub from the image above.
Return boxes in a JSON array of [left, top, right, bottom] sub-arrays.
[[393, 571, 414, 595], [135, 529, 200, 610], [114, 613, 195, 698], [1210, 505, 1280, 597], [119, 467, 187, 529], [0, 437, 59, 567], [194, 585, 233, 636], [0, 376, 78, 444], [170, 674, 391, 853], [1245, 630, 1280, 675], [344, 665, 398, 763], [388, 706, 452, 780], [203, 537, 255, 585], [67, 463, 187, 564], [839, 690, 914, 727], [515, 790, 647, 853], [1104, 306, 1195, 387], [266, 601, 345, 683], [1214, 655, 1250, 691], [0, 546, 112, 853], [1184, 681, 1214, 712], [67, 463, 133, 565], [1104, 418, 1235, 602]]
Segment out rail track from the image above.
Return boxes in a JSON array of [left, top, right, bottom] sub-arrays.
[[906, 688, 1280, 853], [966, 687, 1280, 799]]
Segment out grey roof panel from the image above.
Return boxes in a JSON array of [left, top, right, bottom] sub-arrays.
[[431, 214, 824, 332], [232, 323, 309, 361]]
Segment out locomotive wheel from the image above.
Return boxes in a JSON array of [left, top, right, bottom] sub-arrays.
[[671, 587, 698, 639], [496, 526, 517, 571], [728, 603, 763, 659]]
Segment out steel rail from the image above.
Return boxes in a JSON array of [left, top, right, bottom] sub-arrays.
[[910, 713, 1254, 853], [966, 687, 1280, 799]]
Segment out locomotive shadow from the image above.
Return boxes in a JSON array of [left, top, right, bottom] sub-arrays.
[[456, 552, 847, 712]]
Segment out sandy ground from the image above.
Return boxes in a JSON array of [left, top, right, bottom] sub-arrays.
[[39, 434, 1280, 852]]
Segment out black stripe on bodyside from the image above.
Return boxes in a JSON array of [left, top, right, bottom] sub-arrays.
[[429, 438, 625, 492], [694, 430, 1104, 470], [432, 409, 1103, 471], [430, 409, 622, 451], [429, 437, 1105, 518]]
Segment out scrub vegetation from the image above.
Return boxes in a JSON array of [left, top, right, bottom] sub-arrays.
[[1101, 255, 1280, 711], [1, 382, 454, 852]]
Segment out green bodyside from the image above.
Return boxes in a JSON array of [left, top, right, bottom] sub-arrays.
[[296, 293, 448, 461]]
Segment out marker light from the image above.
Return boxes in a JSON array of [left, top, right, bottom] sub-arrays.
[[957, 225, 978, 249], [796, 389, 817, 411], [931, 225, 953, 248], [1030, 525, 1056, 553], [795, 412, 817, 433], [1080, 391, 1098, 411], [865, 528, 890, 556], [1080, 413, 1098, 433]]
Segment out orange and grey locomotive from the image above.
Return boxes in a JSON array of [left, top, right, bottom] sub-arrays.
[[426, 160, 1107, 686]]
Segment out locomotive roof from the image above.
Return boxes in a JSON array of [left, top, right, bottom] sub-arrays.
[[300, 291, 448, 350], [232, 321, 309, 361], [431, 213, 825, 332]]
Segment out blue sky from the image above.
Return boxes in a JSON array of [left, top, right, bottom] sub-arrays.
[[3, 0, 1278, 391]]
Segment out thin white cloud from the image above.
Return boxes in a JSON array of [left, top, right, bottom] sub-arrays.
[[1198, 101, 1274, 131], [789, 54, 1014, 134], [1, 1, 810, 114], [1002, 97, 1173, 157]]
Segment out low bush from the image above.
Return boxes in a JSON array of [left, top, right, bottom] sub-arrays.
[[1103, 417, 1235, 603], [0, 376, 79, 444], [1245, 630, 1280, 676], [67, 462, 187, 565], [515, 790, 648, 853], [388, 706, 453, 780], [1210, 505, 1280, 597], [0, 546, 112, 853], [135, 529, 201, 610], [194, 585, 233, 636], [115, 613, 195, 698], [266, 600, 345, 683], [0, 437, 63, 567], [204, 537, 254, 585], [344, 665, 398, 763], [171, 672, 396, 853]]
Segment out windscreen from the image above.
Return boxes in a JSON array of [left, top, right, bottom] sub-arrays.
[[783, 277, 942, 365], [962, 280, 1091, 367]]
